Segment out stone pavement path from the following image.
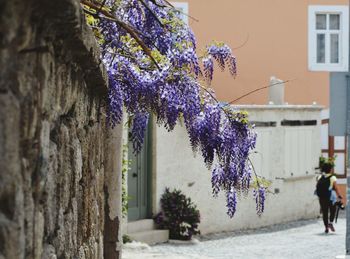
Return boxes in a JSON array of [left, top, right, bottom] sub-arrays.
[[123, 217, 346, 259]]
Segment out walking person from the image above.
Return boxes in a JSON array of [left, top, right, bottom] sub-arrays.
[[315, 157, 342, 233]]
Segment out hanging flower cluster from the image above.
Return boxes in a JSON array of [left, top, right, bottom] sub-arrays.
[[82, 0, 266, 217]]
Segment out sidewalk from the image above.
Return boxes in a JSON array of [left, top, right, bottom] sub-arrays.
[[123, 217, 346, 259]]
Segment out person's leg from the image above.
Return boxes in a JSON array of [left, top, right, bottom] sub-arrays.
[[329, 202, 336, 222], [319, 198, 329, 232], [329, 201, 337, 232]]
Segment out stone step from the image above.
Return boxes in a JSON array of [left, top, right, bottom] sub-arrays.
[[128, 229, 169, 245], [127, 219, 155, 234]]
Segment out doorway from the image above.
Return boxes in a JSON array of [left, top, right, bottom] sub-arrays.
[[127, 120, 152, 221]]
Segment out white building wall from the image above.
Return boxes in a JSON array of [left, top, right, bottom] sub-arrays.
[[152, 105, 323, 234]]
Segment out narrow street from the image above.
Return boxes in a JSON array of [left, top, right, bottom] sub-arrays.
[[123, 217, 346, 259]]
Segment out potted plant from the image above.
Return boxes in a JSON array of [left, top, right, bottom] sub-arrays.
[[154, 188, 200, 241]]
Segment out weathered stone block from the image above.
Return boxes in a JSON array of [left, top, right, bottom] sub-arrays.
[[0, 0, 121, 258]]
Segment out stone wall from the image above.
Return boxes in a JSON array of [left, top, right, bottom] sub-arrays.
[[0, 0, 121, 258]]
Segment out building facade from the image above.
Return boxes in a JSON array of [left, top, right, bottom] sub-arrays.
[[125, 0, 349, 240], [175, 0, 349, 196]]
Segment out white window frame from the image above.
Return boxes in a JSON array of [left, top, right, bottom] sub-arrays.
[[308, 5, 349, 72], [171, 2, 189, 25]]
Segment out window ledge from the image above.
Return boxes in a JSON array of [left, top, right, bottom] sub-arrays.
[[309, 64, 349, 72]]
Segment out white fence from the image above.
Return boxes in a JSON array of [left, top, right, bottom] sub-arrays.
[[249, 106, 320, 181], [153, 105, 322, 234]]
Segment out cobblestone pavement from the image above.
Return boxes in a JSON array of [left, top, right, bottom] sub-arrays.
[[123, 216, 346, 259]]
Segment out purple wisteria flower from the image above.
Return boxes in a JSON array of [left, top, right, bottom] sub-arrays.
[[131, 112, 149, 154], [227, 188, 237, 218], [202, 42, 237, 84], [254, 187, 266, 215], [85, 0, 265, 217]]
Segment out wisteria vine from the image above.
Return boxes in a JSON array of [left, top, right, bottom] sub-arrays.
[[82, 0, 267, 217]]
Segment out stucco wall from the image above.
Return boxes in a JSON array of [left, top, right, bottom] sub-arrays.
[[0, 1, 122, 258], [153, 105, 322, 234], [174, 0, 348, 106]]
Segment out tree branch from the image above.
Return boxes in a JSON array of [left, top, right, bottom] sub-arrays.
[[81, 0, 161, 70], [232, 34, 249, 50], [228, 79, 294, 104], [248, 157, 261, 188], [161, 0, 199, 22], [96, 0, 107, 15], [138, 0, 165, 28], [198, 85, 220, 104]]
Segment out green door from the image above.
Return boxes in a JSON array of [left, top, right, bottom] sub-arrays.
[[127, 122, 151, 221]]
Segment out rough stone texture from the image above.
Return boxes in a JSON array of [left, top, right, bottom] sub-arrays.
[[0, 0, 121, 258]]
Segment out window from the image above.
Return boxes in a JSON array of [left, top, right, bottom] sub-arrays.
[[308, 6, 349, 71], [172, 2, 189, 25]]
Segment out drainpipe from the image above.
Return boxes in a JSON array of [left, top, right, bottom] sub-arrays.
[[346, 1, 350, 255], [346, 75, 350, 255]]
